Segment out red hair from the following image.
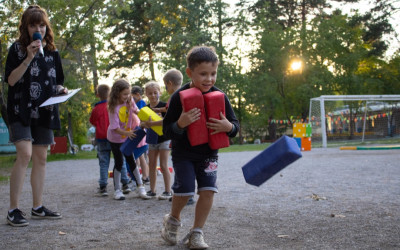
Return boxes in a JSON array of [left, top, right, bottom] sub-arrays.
[[18, 5, 56, 52]]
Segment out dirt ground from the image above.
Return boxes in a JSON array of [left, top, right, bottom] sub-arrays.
[[0, 148, 399, 250]]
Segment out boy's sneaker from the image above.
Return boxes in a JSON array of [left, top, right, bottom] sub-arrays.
[[114, 189, 125, 200], [158, 191, 173, 200], [137, 185, 151, 200], [31, 206, 62, 220], [161, 214, 182, 245], [142, 177, 150, 185], [146, 190, 157, 199], [98, 186, 108, 196], [122, 184, 131, 194], [182, 229, 209, 249], [7, 208, 29, 227]]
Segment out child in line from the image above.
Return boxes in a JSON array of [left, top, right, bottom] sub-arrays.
[[152, 68, 183, 114], [141, 81, 172, 200], [158, 68, 196, 205], [89, 84, 132, 196], [107, 79, 149, 200], [161, 46, 239, 249], [131, 85, 147, 109], [131, 85, 150, 185]]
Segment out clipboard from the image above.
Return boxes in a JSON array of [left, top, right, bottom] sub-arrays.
[[39, 88, 81, 107]]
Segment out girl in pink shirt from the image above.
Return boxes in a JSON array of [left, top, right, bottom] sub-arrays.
[[107, 79, 149, 200]]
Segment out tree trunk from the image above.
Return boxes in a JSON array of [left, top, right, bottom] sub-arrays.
[[90, 27, 99, 94], [217, 0, 223, 65], [268, 116, 277, 141], [148, 45, 155, 80], [0, 40, 8, 127]]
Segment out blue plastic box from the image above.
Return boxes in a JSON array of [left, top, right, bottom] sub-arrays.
[[120, 127, 146, 156], [146, 128, 158, 144], [242, 135, 302, 186]]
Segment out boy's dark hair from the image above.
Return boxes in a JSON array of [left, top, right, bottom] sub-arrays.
[[163, 69, 183, 86], [186, 46, 219, 70], [131, 85, 143, 95], [96, 84, 110, 100]]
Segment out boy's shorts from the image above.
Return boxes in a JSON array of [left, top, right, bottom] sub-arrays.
[[148, 140, 171, 151], [9, 122, 54, 145], [172, 157, 219, 196]]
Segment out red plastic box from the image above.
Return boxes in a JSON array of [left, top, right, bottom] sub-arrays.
[[204, 91, 229, 150], [179, 87, 208, 146]]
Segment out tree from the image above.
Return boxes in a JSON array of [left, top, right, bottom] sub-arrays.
[[157, 0, 216, 78], [104, 0, 216, 82], [0, 1, 24, 125], [37, 0, 104, 143]]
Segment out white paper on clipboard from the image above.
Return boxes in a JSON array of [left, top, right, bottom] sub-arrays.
[[39, 88, 81, 107]]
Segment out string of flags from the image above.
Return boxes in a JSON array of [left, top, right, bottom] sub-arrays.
[[269, 111, 393, 126], [269, 119, 308, 125]]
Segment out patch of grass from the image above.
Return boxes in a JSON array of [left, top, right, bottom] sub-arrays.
[[0, 156, 15, 182], [0, 155, 16, 169], [47, 150, 97, 162], [312, 137, 400, 148], [219, 143, 271, 153], [0, 151, 98, 180], [0, 175, 9, 182]]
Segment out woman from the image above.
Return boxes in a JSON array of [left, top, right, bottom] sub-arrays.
[[5, 5, 66, 227]]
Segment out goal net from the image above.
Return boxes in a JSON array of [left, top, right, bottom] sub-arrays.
[[309, 95, 400, 148]]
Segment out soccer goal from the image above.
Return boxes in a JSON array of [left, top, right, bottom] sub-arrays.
[[309, 95, 400, 148]]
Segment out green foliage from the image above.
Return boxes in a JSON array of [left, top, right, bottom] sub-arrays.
[[0, 1, 24, 121], [41, 1, 104, 145], [104, 0, 216, 81], [219, 143, 271, 153]]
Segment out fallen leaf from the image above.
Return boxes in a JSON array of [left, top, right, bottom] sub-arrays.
[[311, 193, 326, 201]]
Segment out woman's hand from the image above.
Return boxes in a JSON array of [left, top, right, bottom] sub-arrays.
[[56, 85, 68, 95], [26, 40, 41, 61], [8, 40, 41, 86]]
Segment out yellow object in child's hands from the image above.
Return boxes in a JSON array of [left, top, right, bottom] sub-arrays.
[[138, 106, 163, 136], [121, 127, 131, 139]]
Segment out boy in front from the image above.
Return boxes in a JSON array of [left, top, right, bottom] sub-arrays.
[[161, 46, 239, 249]]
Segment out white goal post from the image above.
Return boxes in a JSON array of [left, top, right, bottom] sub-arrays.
[[309, 95, 400, 148]]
